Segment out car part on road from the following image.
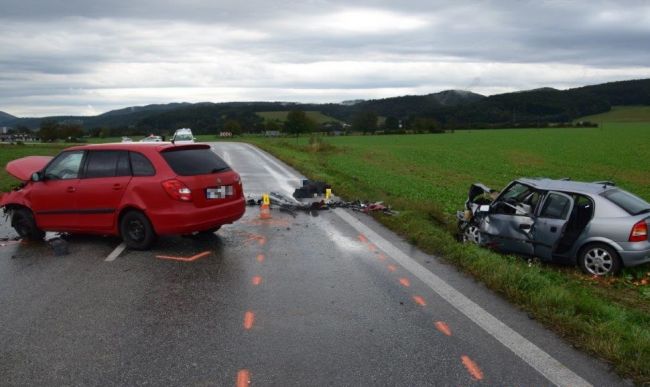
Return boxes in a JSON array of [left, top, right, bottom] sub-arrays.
[[293, 180, 331, 198], [456, 178, 650, 276], [48, 238, 69, 256], [247, 191, 398, 216]]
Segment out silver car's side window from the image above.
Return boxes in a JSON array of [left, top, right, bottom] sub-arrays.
[[45, 151, 85, 180], [539, 193, 572, 220]]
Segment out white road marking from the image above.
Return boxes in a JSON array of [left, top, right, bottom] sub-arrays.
[[105, 242, 126, 262], [334, 208, 592, 387]]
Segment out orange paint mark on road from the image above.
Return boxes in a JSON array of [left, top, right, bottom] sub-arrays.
[[236, 369, 250, 387], [243, 311, 255, 330], [358, 234, 368, 244], [155, 251, 211, 262], [244, 218, 291, 227], [387, 264, 397, 272], [256, 254, 265, 263], [399, 277, 411, 287], [252, 276, 262, 286], [461, 355, 484, 381], [240, 232, 267, 246], [377, 253, 387, 261], [435, 321, 452, 336], [412, 295, 427, 306], [368, 243, 377, 253]]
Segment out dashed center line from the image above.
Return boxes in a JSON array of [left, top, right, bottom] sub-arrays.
[[461, 355, 484, 381], [236, 369, 251, 387], [412, 295, 427, 306], [435, 321, 452, 337], [398, 277, 411, 287], [243, 311, 255, 330]]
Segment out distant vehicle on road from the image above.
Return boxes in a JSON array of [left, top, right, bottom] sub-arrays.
[[121, 137, 132, 142], [171, 128, 195, 144], [139, 135, 163, 142], [458, 178, 650, 275], [1, 143, 246, 249]]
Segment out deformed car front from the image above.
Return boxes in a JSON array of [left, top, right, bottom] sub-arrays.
[[459, 178, 650, 275]]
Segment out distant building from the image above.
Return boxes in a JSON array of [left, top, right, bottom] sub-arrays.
[[264, 130, 280, 137], [219, 131, 233, 137], [1, 127, 8, 134]]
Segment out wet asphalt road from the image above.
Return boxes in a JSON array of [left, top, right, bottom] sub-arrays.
[[0, 142, 628, 386]]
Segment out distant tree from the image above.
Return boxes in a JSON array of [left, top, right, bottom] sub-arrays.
[[265, 119, 282, 133], [383, 116, 400, 131], [285, 110, 315, 137], [59, 122, 84, 140], [412, 117, 442, 133], [223, 119, 242, 135], [351, 111, 377, 134], [39, 120, 59, 142]]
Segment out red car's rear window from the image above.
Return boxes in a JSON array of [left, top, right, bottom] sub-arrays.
[[161, 148, 230, 176]]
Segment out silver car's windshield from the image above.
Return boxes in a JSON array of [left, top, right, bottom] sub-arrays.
[[602, 189, 650, 215]]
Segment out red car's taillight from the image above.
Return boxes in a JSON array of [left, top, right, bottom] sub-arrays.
[[629, 220, 648, 242], [162, 179, 192, 202]]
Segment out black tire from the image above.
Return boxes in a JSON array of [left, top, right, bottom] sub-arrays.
[[119, 210, 156, 250], [11, 208, 45, 241], [578, 243, 622, 276]]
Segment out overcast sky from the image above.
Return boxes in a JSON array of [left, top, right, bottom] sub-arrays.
[[1, 0, 650, 117]]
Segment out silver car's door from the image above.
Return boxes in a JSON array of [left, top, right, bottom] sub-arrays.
[[480, 213, 535, 255], [532, 191, 574, 260]]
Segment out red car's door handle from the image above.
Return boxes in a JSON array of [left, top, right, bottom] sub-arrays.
[[112, 184, 122, 190], [67, 186, 76, 193]]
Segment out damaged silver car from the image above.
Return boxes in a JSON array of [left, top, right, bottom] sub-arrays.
[[458, 178, 650, 275]]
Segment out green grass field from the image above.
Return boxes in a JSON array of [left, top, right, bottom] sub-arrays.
[[578, 105, 650, 123], [0, 143, 68, 191], [256, 110, 342, 124], [244, 123, 650, 383]]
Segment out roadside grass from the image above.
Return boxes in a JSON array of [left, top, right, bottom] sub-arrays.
[[243, 124, 650, 383], [0, 143, 68, 192]]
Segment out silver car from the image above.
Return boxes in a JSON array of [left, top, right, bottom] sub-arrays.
[[458, 178, 650, 275]]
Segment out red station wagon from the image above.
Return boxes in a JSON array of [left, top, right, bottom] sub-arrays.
[[0, 143, 246, 249]]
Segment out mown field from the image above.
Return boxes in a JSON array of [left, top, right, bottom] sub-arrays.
[[244, 123, 650, 383], [0, 143, 68, 191], [578, 105, 650, 123]]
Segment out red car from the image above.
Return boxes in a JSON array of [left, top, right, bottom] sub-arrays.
[[0, 143, 245, 249]]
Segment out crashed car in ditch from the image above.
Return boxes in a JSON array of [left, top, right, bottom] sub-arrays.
[[458, 178, 650, 275], [0, 142, 246, 250]]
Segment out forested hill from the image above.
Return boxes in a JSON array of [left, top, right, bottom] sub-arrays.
[[2, 78, 649, 132]]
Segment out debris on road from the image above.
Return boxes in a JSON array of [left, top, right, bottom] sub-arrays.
[[247, 190, 397, 217], [48, 238, 69, 256], [293, 180, 331, 199]]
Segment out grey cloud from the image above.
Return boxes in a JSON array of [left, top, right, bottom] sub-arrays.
[[1, 0, 650, 115]]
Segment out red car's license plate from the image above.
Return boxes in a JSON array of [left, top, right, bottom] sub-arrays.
[[206, 186, 233, 199]]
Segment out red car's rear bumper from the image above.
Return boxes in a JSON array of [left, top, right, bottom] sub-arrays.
[[148, 197, 246, 235]]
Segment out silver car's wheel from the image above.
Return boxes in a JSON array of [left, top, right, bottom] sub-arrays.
[[579, 244, 621, 276], [463, 225, 481, 244]]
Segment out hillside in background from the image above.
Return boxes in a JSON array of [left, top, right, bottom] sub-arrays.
[[1, 78, 649, 133], [256, 111, 343, 124], [0, 111, 16, 125]]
